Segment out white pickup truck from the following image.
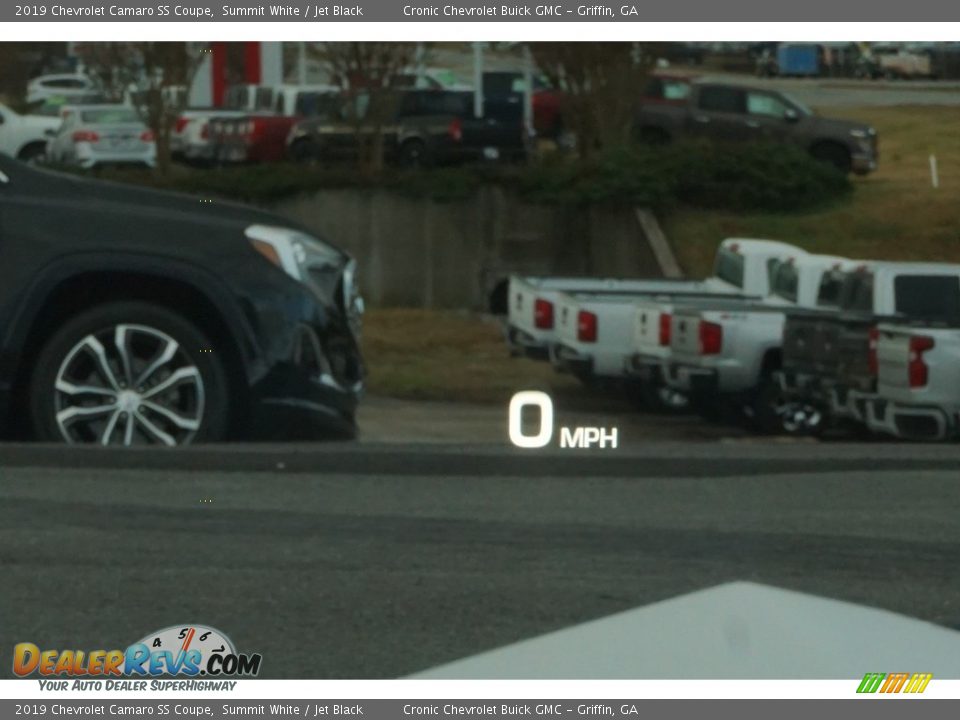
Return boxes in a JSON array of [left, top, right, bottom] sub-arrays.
[[0, 103, 62, 163], [664, 253, 854, 432], [623, 240, 809, 406], [778, 261, 960, 434], [866, 321, 960, 441], [506, 238, 801, 362]]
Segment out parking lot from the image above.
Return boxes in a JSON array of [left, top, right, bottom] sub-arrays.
[[1, 440, 959, 679], [358, 394, 751, 444]]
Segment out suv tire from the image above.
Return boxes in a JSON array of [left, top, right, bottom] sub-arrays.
[[29, 302, 231, 446]]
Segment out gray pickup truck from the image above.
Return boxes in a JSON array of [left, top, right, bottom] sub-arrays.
[[635, 81, 878, 175], [777, 262, 960, 435]]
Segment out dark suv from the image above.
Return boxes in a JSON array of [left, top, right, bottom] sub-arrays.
[[0, 154, 364, 445]]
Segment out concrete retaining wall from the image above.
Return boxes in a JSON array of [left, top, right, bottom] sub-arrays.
[[273, 186, 666, 310]]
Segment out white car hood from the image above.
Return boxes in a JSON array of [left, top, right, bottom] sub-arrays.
[[412, 582, 960, 679]]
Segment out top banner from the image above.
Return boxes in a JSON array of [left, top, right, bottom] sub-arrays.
[[7, 0, 960, 21]]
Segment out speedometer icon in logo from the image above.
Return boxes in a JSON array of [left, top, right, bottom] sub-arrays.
[[135, 624, 236, 675]]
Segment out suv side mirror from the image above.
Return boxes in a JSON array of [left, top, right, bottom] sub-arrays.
[[784, 108, 799, 123]]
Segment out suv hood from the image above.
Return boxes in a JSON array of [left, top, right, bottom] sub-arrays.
[[0, 153, 322, 241]]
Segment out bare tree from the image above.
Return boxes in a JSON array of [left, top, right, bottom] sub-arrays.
[[79, 42, 205, 175], [310, 42, 422, 175], [531, 42, 661, 161]]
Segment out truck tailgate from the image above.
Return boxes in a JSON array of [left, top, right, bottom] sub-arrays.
[[835, 315, 878, 390], [876, 328, 914, 391], [555, 293, 583, 346], [784, 309, 855, 377], [670, 310, 704, 361], [635, 301, 670, 356]]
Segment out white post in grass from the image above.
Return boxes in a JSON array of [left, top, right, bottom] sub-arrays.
[[930, 154, 939, 189]]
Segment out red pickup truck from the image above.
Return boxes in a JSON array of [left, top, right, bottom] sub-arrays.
[[207, 84, 339, 164]]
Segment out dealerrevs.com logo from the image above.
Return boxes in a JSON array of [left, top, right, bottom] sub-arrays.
[[13, 625, 262, 682]]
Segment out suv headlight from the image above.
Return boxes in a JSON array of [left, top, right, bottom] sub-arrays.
[[246, 224, 342, 282], [850, 127, 876, 139], [246, 225, 363, 335]]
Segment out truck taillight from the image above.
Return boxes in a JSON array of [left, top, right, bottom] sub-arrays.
[[699, 321, 723, 355], [577, 311, 598, 343], [867, 326, 879, 376], [174, 117, 190, 134], [908, 335, 935, 388], [200, 121, 209, 140], [659, 313, 672, 346], [534, 298, 554, 330], [448, 117, 463, 142], [72, 130, 99, 143]]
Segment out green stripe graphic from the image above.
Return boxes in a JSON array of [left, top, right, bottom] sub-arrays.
[[857, 673, 886, 693]]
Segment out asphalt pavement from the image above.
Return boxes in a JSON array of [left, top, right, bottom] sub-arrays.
[[1, 441, 959, 679]]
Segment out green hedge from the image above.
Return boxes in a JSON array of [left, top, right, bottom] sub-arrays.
[[518, 141, 852, 212], [87, 139, 852, 214]]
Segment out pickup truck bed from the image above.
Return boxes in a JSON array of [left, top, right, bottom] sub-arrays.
[[665, 301, 792, 398], [506, 275, 701, 360]]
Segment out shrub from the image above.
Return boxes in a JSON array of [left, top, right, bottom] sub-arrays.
[[667, 140, 853, 212], [79, 138, 852, 215]]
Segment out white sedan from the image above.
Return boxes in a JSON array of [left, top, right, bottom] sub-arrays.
[[26, 74, 98, 104], [47, 105, 156, 169]]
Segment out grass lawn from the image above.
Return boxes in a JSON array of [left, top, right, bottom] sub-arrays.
[[663, 105, 960, 276], [361, 308, 587, 404]]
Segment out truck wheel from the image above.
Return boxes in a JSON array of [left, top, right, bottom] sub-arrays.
[[638, 382, 690, 414], [810, 142, 852, 174], [399, 139, 427, 168], [29, 302, 231, 446], [753, 374, 823, 435]]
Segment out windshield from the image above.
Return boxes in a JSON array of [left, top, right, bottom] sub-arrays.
[[4, 38, 960, 695], [894, 275, 960, 324], [816, 270, 846, 307], [839, 272, 874, 312], [781, 92, 813, 116], [714, 248, 745, 289], [771, 261, 799, 302]]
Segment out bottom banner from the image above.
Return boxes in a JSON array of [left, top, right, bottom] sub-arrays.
[[2, 700, 959, 720]]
